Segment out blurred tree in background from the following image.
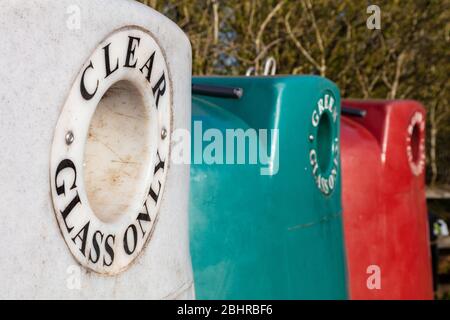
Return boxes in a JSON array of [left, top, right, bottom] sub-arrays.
[[139, 0, 449, 187]]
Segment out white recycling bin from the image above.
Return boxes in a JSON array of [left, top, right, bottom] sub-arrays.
[[0, 0, 193, 299]]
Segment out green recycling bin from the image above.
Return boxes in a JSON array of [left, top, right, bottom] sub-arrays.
[[189, 76, 348, 299]]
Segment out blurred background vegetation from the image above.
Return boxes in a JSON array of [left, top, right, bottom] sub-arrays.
[[138, 0, 449, 190]]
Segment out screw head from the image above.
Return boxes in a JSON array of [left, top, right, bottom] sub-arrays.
[[161, 128, 167, 140], [65, 131, 74, 145]]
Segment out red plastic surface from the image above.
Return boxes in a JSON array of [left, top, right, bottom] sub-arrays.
[[341, 100, 433, 299]]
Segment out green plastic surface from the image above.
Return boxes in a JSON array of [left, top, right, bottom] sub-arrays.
[[189, 76, 348, 299]]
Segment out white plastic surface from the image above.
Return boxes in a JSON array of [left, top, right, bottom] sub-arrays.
[[0, 0, 193, 299]]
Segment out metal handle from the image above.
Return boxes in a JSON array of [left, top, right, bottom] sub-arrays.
[[342, 106, 367, 117], [192, 84, 243, 99]]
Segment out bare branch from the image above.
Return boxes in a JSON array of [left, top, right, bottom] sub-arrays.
[[212, 0, 219, 45], [303, 0, 326, 75], [284, 10, 321, 72], [255, 0, 286, 53], [389, 51, 407, 99]]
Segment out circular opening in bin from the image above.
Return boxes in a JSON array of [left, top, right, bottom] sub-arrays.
[[83, 81, 152, 223], [317, 112, 333, 173], [410, 123, 421, 165]]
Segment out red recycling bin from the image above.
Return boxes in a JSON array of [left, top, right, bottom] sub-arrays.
[[341, 100, 433, 299]]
